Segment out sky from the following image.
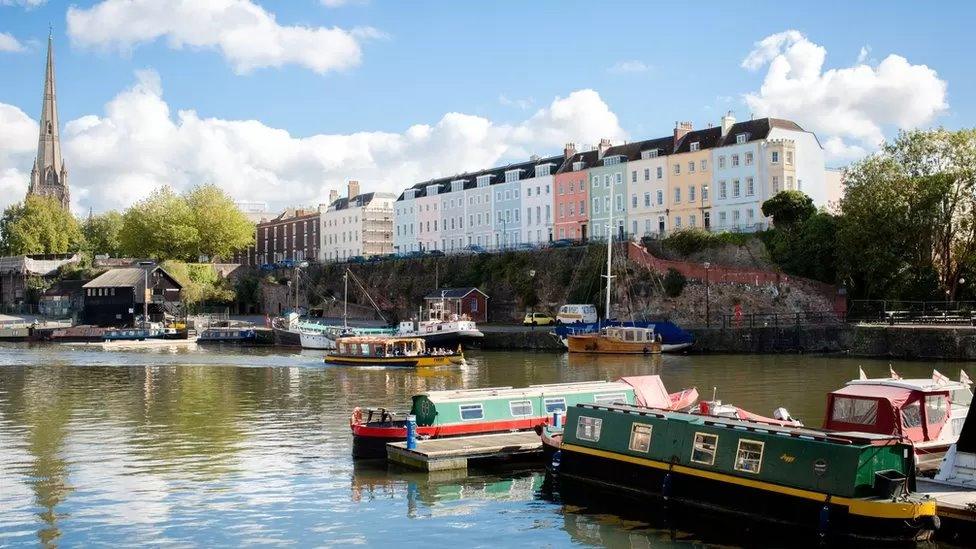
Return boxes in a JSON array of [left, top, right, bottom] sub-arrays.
[[0, 0, 971, 215]]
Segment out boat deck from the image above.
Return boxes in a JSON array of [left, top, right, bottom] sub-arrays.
[[916, 478, 976, 524], [386, 431, 542, 472]]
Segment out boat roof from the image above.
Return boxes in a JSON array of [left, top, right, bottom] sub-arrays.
[[420, 380, 633, 403], [845, 378, 965, 392], [339, 336, 423, 344], [582, 403, 902, 447]]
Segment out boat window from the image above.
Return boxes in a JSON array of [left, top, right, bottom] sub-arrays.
[[459, 404, 484, 421], [628, 423, 652, 453], [544, 398, 566, 414], [830, 396, 878, 425], [510, 400, 533, 417], [360, 344, 369, 355], [925, 395, 948, 425], [951, 388, 973, 407], [691, 432, 718, 465], [595, 393, 627, 405], [576, 416, 602, 442], [734, 439, 764, 474], [902, 401, 922, 428]]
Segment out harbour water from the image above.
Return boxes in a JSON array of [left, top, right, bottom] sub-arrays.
[[1, 344, 972, 547]]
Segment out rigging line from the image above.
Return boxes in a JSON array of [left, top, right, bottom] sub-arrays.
[[345, 268, 388, 324]]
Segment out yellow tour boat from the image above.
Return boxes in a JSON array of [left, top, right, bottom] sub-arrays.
[[324, 336, 465, 367]]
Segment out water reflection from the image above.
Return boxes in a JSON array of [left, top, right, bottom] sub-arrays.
[[0, 346, 972, 546]]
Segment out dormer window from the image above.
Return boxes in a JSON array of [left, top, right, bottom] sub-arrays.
[[426, 185, 439, 196], [603, 155, 622, 166], [690, 142, 700, 152], [736, 133, 748, 144], [534, 164, 552, 177], [572, 161, 585, 171], [476, 175, 492, 187], [451, 180, 465, 192], [640, 149, 659, 159], [504, 169, 521, 183], [405, 189, 416, 199]]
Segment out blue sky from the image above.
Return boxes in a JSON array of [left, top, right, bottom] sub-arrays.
[[0, 1, 971, 213]]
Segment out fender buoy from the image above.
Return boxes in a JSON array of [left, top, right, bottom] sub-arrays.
[[350, 407, 363, 427]]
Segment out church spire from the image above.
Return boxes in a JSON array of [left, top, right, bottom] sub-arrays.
[[28, 30, 69, 210]]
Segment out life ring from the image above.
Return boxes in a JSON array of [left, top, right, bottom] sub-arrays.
[[426, 326, 433, 333], [350, 406, 363, 426]]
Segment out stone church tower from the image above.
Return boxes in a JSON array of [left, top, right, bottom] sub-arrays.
[[27, 33, 69, 210]]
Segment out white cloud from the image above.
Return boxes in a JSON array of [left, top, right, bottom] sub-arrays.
[[0, 73, 624, 214], [741, 30, 947, 161], [498, 94, 533, 110], [856, 45, 871, 64], [0, 0, 47, 8], [607, 60, 649, 74], [0, 32, 26, 52], [66, 0, 380, 74]]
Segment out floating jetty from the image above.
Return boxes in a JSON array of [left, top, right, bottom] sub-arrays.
[[60, 337, 199, 350], [386, 431, 542, 471]]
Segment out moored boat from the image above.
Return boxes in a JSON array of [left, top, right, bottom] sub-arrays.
[[198, 327, 257, 343], [351, 375, 697, 459], [566, 325, 662, 354], [325, 336, 463, 368], [825, 370, 973, 471], [551, 402, 939, 542]]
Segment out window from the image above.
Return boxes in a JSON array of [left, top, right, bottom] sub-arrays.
[[674, 163, 680, 175], [535, 164, 551, 177], [644, 192, 650, 207], [733, 210, 740, 222], [786, 151, 794, 165], [702, 185, 709, 200], [926, 395, 948, 425], [701, 159, 707, 171], [719, 211, 727, 226], [689, 186, 696, 202], [573, 161, 584, 171], [505, 170, 520, 183], [746, 177, 754, 196], [527, 188, 532, 197], [731, 154, 740, 167], [719, 181, 727, 199], [787, 176, 794, 189], [460, 404, 484, 421], [732, 179, 741, 198], [594, 393, 627, 405], [772, 176, 779, 193], [656, 190, 663, 205], [656, 167, 663, 179], [747, 208, 754, 220], [510, 400, 533, 417], [644, 168, 650, 181], [616, 194, 623, 211], [736, 133, 747, 144], [628, 423, 653, 453], [615, 172, 622, 184], [689, 161, 695, 173], [718, 156, 726, 169], [558, 204, 564, 219], [604, 156, 621, 166], [631, 170, 637, 183], [642, 149, 659, 159], [903, 402, 922, 428], [674, 188, 681, 203], [691, 432, 718, 465], [745, 152, 753, 166], [544, 397, 566, 414], [689, 215, 696, 227], [771, 151, 779, 163], [577, 416, 603, 441], [593, 197, 600, 214], [604, 197, 610, 213], [690, 141, 700, 152], [631, 194, 638, 208], [674, 216, 682, 228], [734, 439, 764, 473], [592, 176, 599, 188], [830, 397, 879, 425], [604, 174, 610, 188]]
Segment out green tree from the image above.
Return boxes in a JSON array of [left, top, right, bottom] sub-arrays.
[[663, 268, 687, 297], [119, 187, 199, 260], [0, 195, 83, 255], [761, 190, 816, 227], [162, 260, 236, 307], [82, 210, 124, 257], [763, 212, 839, 283], [185, 184, 254, 261]]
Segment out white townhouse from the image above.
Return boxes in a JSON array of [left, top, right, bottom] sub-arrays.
[[319, 180, 395, 261], [520, 155, 560, 245]]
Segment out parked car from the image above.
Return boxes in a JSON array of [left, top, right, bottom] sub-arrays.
[[523, 312, 555, 326], [426, 249, 446, 257], [462, 244, 488, 255], [347, 255, 367, 264], [556, 304, 599, 324], [405, 250, 425, 259], [514, 243, 536, 251]]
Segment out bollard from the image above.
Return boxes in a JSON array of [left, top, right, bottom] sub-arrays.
[[406, 414, 417, 450]]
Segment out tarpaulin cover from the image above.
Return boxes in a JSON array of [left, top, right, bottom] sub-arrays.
[[620, 375, 672, 409], [826, 384, 945, 441]]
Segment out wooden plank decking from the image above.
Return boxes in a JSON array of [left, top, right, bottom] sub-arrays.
[[916, 479, 976, 524], [386, 431, 542, 471]]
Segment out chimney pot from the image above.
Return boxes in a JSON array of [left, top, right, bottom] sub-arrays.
[[347, 180, 360, 199]]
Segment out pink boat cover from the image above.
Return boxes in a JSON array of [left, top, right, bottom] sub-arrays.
[[825, 383, 951, 442], [620, 375, 673, 409]]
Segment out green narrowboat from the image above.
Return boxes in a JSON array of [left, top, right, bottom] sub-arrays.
[[351, 376, 688, 459], [553, 403, 939, 542]]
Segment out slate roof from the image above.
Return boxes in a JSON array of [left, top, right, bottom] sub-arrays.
[[329, 191, 396, 211], [423, 287, 488, 299], [83, 267, 182, 289]]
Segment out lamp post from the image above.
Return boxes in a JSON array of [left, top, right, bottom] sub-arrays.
[[701, 184, 709, 231], [704, 261, 711, 328]]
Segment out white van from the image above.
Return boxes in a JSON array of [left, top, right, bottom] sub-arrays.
[[556, 304, 598, 324]]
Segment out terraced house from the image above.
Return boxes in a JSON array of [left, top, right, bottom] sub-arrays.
[[520, 155, 560, 245], [320, 181, 395, 261], [587, 139, 626, 240], [553, 147, 596, 241]]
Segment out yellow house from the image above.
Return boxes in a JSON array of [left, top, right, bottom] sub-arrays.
[[666, 123, 720, 231]]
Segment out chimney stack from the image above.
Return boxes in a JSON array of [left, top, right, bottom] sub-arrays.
[[530, 154, 540, 162], [347, 180, 360, 199], [597, 138, 612, 159], [329, 189, 338, 204], [720, 111, 736, 137], [674, 121, 693, 147], [563, 142, 577, 160]]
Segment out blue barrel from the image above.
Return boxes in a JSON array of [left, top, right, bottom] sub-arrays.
[[406, 414, 417, 450]]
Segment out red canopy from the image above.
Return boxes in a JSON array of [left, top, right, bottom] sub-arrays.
[[826, 383, 948, 442]]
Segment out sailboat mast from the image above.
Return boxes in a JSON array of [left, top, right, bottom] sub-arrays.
[[603, 194, 614, 321], [343, 270, 349, 329]]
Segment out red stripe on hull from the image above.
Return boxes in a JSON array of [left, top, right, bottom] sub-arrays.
[[352, 417, 548, 439]]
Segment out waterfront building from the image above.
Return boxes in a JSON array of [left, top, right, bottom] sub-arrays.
[[423, 287, 489, 323], [491, 162, 527, 248], [553, 147, 596, 241], [251, 208, 320, 265], [394, 187, 420, 254], [465, 172, 494, 248], [519, 155, 560, 245], [415, 181, 443, 252], [320, 181, 395, 261], [587, 139, 626, 240], [666, 122, 718, 232], [441, 178, 468, 252], [82, 265, 182, 326], [27, 33, 69, 210], [615, 137, 673, 238]]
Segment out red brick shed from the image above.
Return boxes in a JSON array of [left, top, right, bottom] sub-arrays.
[[424, 287, 489, 323]]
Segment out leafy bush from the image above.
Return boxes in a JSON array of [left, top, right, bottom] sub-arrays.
[[663, 268, 687, 297], [661, 229, 752, 256]]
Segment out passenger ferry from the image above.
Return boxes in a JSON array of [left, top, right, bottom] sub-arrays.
[[325, 336, 464, 368], [350, 376, 696, 459], [825, 371, 973, 471], [551, 402, 939, 542]]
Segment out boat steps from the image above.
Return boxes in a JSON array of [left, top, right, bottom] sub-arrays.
[[386, 431, 542, 472]]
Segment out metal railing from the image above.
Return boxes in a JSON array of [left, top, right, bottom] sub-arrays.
[[713, 310, 847, 329], [848, 300, 976, 325]]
